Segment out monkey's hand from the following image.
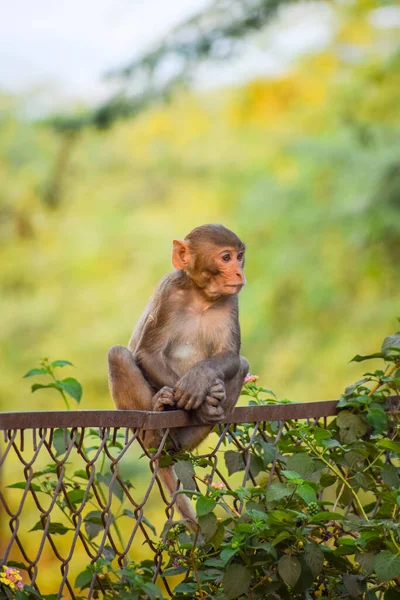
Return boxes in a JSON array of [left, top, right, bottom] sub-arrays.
[[174, 367, 218, 411], [153, 387, 176, 412], [195, 379, 226, 424]]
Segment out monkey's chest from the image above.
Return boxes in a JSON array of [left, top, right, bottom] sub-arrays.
[[165, 311, 229, 374]]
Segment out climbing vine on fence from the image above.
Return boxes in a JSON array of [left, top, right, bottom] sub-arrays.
[[1, 328, 400, 599]]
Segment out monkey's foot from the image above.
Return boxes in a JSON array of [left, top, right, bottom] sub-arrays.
[[195, 396, 226, 424], [207, 379, 226, 404], [153, 387, 176, 412]]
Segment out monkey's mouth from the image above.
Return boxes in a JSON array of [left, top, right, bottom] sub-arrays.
[[225, 284, 244, 291]]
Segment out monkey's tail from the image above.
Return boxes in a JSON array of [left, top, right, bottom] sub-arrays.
[[158, 466, 197, 531]]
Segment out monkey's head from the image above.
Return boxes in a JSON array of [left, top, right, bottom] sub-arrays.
[[172, 224, 246, 300]]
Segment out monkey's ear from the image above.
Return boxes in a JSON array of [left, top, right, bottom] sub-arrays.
[[172, 240, 192, 270]]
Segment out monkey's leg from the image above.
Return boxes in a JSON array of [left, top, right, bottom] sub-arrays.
[[171, 356, 249, 450], [109, 346, 175, 449], [108, 345, 153, 410], [223, 355, 249, 415], [196, 356, 249, 424]]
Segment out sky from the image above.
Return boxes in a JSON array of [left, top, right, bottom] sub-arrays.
[[0, 0, 334, 112]]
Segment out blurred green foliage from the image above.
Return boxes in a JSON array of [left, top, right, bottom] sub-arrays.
[[0, 0, 399, 411]]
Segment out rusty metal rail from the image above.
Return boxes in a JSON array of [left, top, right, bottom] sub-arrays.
[[0, 401, 338, 430], [0, 401, 339, 599]]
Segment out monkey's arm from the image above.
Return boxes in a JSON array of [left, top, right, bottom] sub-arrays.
[[136, 347, 179, 390], [174, 351, 240, 410], [127, 277, 179, 391]]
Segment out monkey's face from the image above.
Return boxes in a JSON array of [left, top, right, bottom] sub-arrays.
[[193, 246, 246, 300]]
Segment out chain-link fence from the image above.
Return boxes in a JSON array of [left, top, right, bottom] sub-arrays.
[[1, 402, 341, 598]]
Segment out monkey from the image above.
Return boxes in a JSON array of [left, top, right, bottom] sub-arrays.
[[108, 224, 249, 526]]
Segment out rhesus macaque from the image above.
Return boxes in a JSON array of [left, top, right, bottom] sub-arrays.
[[108, 224, 249, 524]]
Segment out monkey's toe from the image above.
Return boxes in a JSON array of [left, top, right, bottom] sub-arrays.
[[153, 386, 176, 411]]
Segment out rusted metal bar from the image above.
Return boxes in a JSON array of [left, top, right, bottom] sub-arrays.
[[0, 400, 339, 430]]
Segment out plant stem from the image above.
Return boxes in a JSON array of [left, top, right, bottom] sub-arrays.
[[48, 365, 71, 410], [368, 363, 398, 396], [299, 434, 369, 521], [190, 526, 205, 600], [363, 450, 384, 473]]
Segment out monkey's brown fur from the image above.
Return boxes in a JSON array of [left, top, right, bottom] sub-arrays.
[[108, 224, 249, 525]]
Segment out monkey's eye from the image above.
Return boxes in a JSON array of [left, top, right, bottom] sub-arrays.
[[221, 253, 231, 262], [237, 252, 244, 261]]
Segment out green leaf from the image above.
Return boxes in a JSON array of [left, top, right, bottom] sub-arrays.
[[367, 407, 388, 433], [377, 439, 400, 454], [278, 555, 301, 587], [305, 542, 324, 577], [297, 484, 317, 504], [281, 470, 303, 482], [354, 472, 372, 490], [345, 451, 366, 471], [173, 582, 198, 594], [344, 378, 370, 395], [31, 383, 59, 393], [250, 454, 264, 477], [350, 353, 385, 363], [84, 510, 103, 540], [30, 521, 71, 535], [66, 488, 86, 505], [8, 481, 41, 492], [51, 360, 74, 368], [321, 438, 343, 448], [375, 551, 400, 582], [75, 568, 94, 589], [58, 377, 82, 403], [356, 552, 375, 575], [384, 589, 400, 600], [313, 428, 331, 445], [162, 566, 187, 576], [198, 513, 218, 541], [53, 428, 68, 455], [382, 332, 400, 357], [18, 586, 42, 599], [158, 455, 173, 467], [74, 469, 89, 480], [6, 561, 29, 571], [382, 464, 400, 488], [286, 454, 315, 478], [23, 368, 48, 378], [220, 548, 239, 565], [102, 545, 115, 561], [142, 516, 157, 536], [141, 582, 165, 600], [222, 564, 251, 599], [336, 411, 368, 443], [310, 511, 345, 523], [343, 574, 363, 598], [174, 460, 196, 490], [319, 473, 337, 487], [97, 472, 124, 502], [209, 523, 225, 549], [259, 441, 276, 466], [266, 483, 291, 502], [196, 495, 216, 517], [224, 450, 245, 475]]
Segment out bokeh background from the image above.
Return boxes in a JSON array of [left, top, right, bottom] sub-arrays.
[[0, 0, 399, 412]]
